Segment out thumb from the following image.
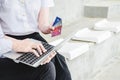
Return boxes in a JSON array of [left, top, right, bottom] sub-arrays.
[[49, 26, 55, 31]]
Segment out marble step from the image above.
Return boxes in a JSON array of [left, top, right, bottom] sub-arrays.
[[84, 1, 120, 18]]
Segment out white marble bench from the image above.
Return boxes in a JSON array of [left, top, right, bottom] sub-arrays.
[[62, 32, 120, 80], [43, 18, 120, 80], [49, 31, 120, 80]]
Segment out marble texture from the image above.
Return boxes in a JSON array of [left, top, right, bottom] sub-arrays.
[[43, 18, 120, 80]]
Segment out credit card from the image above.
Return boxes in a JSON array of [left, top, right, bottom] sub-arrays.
[[52, 17, 62, 26], [51, 17, 62, 37]]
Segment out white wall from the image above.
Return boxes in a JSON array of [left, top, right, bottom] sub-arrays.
[[50, 0, 84, 25]]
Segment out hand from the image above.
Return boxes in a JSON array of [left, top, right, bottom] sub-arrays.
[[41, 25, 54, 34], [13, 39, 46, 57], [41, 51, 56, 65]]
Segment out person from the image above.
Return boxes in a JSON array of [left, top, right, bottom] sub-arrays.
[[0, 0, 72, 80]]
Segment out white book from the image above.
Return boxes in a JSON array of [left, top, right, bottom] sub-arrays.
[[49, 38, 64, 46], [49, 38, 89, 60], [94, 19, 120, 33], [72, 28, 112, 43], [58, 42, 89, 60]]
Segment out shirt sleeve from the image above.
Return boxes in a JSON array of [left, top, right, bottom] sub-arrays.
[[0, 24, 13, 56], [41, 0, 54, 7]]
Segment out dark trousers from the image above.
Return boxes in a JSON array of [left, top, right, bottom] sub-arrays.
[[0, 32, 72, 80]]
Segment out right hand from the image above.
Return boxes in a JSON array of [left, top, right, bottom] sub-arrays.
[[13, 39, 46, 57], [5, 36, 56, 65]]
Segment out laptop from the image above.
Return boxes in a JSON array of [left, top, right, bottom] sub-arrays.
[[3, 32, 75, 68]]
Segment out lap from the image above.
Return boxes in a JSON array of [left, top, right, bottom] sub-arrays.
[[5, 33, 71, 80], [0, 58, 55, 80]]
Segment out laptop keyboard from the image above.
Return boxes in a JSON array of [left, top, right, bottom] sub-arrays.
[[16, 42, 54, 65]]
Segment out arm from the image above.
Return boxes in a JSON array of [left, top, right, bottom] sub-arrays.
[[0, 24, 13, 54], [0, 24, 46, 57], [0, 26, 56, 64], [38, 0, 55, 34], [38, 7, 54, 34], [38, 7, 49, 30], [37, 0, 57, 64], [4, 36, 46, 57]]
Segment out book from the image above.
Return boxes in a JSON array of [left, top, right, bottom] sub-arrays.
[[94, 19, 120, 33], [72, 28, 112, 43], [49, 38, 89, 60], [49, 38, 64, 46], [58, 42, 89, 60]]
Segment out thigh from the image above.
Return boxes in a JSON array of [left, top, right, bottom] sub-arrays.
[[0, 58, 56, 80], [51, 53, 72, 80], [0, 58, 35, 80]]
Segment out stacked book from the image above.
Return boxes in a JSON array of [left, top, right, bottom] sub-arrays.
[[94, 19, 120, 33], [58, 42, 89, 60], [72, 28, 112, 44], [49, 39, 89, 60]]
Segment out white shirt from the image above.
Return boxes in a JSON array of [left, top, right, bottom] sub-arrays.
[[0, 0, 54, 55]]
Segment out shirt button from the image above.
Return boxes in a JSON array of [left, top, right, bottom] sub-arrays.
[[22, 13, 26, 16], [24, 23, 30, 28]]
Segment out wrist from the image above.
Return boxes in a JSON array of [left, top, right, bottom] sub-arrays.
[[12, 39, 21, 52], [40, 25, 50, 34]]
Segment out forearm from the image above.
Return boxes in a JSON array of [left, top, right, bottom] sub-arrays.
[[4, 36, 21, 52], [38, 7, 50, 32], [5, 36, 46, 56]]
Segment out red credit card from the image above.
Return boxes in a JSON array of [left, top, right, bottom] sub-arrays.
[[51, 25, 62, 37], [51, 17, 62, 37]]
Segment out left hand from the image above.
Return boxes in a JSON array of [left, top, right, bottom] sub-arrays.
[[41, 51, 56, 65], [41, 25, 54, 34]]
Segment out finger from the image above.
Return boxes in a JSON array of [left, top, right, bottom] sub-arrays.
[[50, 27, 55, 31], [36, 45, 43, 55], [53, 51, 57, 55], [30, 49, 40, 57], [42, 57, 51, 65], [41, 52, 56, 65], [40, 51, 56, 65], [48, 25, 54, 31], [39, 43, 46, 52], [31, 44, 37, 49], [49, 52, 56, 58], [31, 44, 42, 55], [51, 27, 55, 30]]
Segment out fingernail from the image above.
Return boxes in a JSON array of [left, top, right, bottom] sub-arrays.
[[40, 53, 43, 55], [36, 54, 40, 57], [37, 55, 40, 57], [52, 27, 55, 30], [40, 63, 43, 65], [44, 49, 47, 52]]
